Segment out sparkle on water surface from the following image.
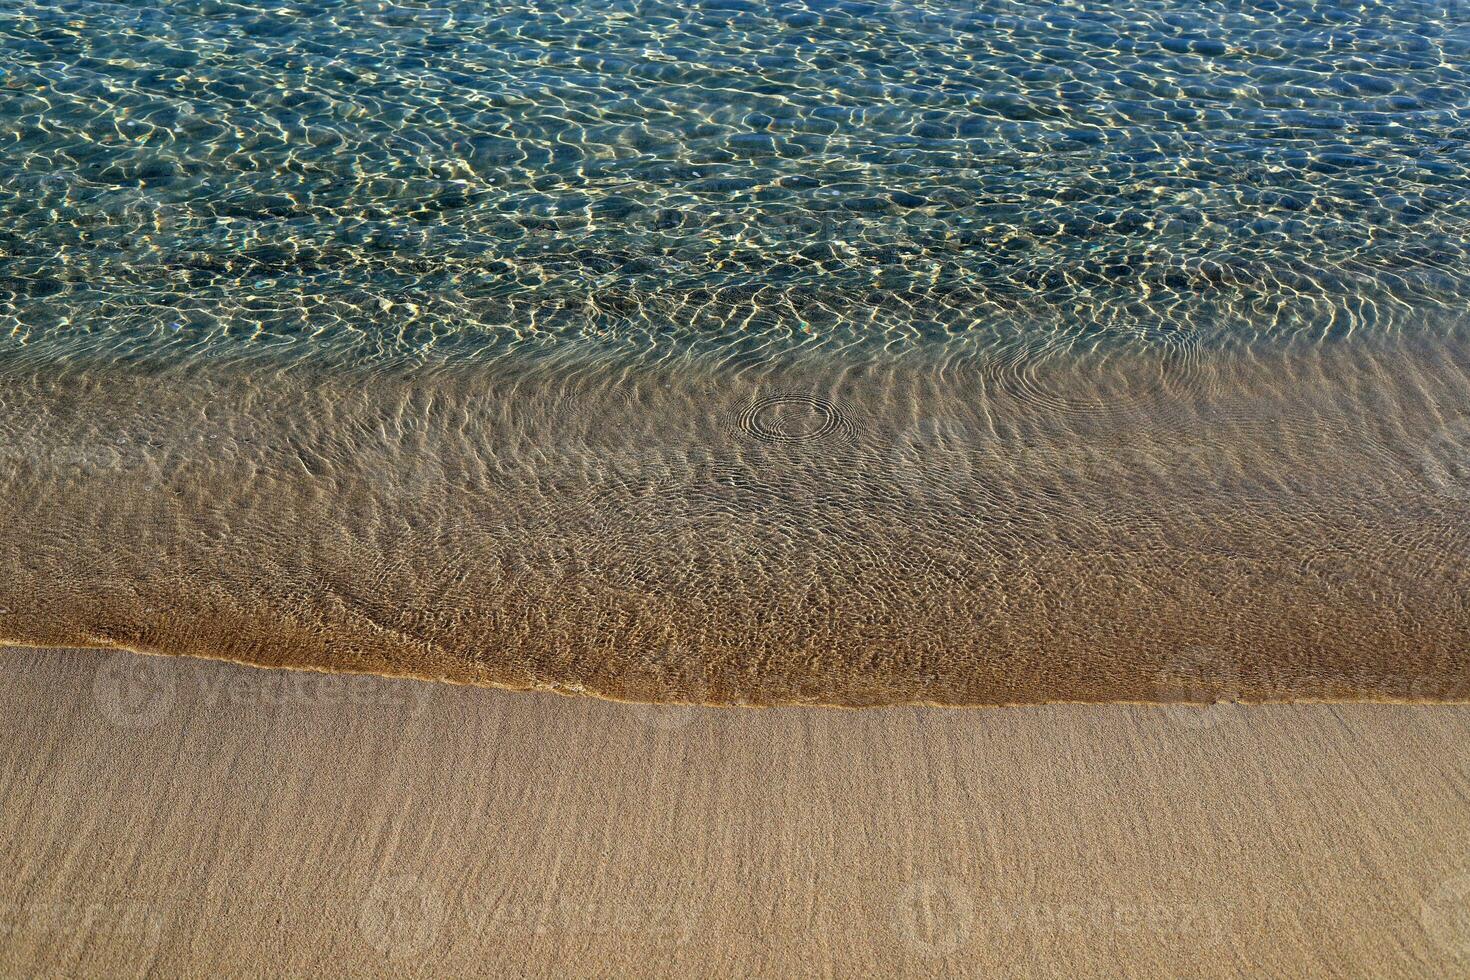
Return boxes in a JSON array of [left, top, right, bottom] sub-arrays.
[[0, 0, 1467, 369]]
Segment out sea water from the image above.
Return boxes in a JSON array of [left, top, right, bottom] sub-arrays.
[[0, 0, 1467, 704]]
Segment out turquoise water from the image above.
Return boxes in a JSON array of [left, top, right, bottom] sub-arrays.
[[2, 0, 1468, 366]]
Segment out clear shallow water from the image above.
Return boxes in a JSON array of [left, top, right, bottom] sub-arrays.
[[2, 0, 1469, 364], [1, 1, 1469, 704]]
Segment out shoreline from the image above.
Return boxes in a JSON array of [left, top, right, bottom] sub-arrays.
[[1, 333, 1467, 706], [10, 642, 1470, 711], [4, 646, 1469, 977]]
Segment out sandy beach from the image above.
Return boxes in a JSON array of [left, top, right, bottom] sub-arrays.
[[3, 334, 1469, 708], [3, 645, 1469, 977], [3, 0, 1469, 975]]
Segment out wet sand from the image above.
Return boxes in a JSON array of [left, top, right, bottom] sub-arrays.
[[1, 332, 1468, 706], [2, 646, 1469, 977]]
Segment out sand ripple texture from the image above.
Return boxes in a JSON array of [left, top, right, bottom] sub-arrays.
[[0, 336, 1467, 707]]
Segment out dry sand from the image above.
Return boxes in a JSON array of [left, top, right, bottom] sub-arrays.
[[3, 645, 1470, 977]]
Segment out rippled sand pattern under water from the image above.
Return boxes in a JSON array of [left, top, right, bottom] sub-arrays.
[[0, 1, 1468, 704]]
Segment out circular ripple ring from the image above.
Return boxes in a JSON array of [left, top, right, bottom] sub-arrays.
[[737, 394, 853, 445], [982, 333, 1205, 421]]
